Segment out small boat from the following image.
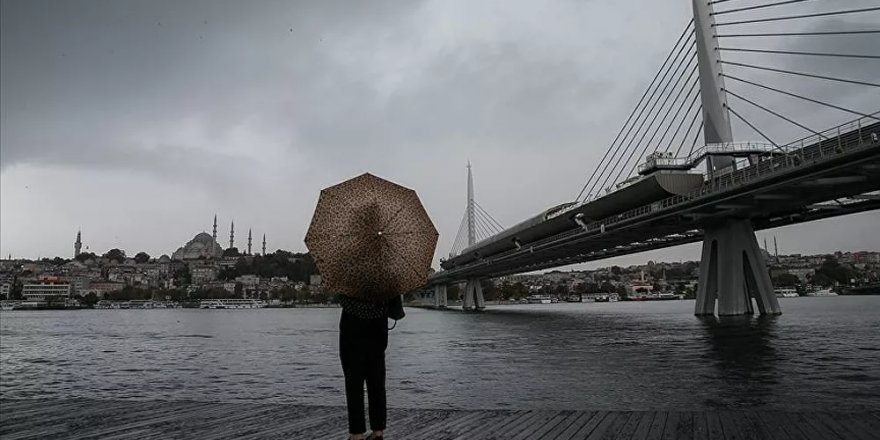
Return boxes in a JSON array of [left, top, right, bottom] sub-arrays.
[[806, 288, 837, 297]]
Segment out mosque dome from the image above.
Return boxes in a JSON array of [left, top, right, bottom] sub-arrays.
[[172, 232, 224, 260]]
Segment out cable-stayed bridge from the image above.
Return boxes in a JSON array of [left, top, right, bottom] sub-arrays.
[[427, 1, 880, 316]]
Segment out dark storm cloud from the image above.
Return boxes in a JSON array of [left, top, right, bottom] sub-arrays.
[[1, 0, 877, 260]]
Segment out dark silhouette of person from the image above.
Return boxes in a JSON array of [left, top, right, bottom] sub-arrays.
[[338, 294, 401, 440]]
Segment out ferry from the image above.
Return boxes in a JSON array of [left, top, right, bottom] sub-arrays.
[[774, 288, 799, 298], [806, 288, 838, 297], [199, 299, 268, 309], [526, 295, 552, 304]]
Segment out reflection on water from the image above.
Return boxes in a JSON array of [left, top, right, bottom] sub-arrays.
[[699, 315, 780, 408], [1, 297, 878, 411]]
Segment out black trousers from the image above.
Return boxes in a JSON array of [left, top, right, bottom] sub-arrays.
[[339, 311, 388, 434]]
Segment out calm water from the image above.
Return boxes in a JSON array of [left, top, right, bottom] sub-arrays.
[[1, 297, 879, 411]]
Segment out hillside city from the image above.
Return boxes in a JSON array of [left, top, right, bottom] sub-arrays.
[[1, 225, 879, 309]]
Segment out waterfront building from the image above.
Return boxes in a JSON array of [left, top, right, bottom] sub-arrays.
[[22, 282, 71, 302], [190, 264, 218, 284], [0, 282, 11, 299], [86, 282, 124, 297]]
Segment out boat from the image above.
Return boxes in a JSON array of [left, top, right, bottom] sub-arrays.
[[806, 288, 838, 297], [526, 295, 552, 304], [0, 301, 16, 311], [199, 299, 268, 309], [774, 288, 799, 298], [594, 295, 610, 303]]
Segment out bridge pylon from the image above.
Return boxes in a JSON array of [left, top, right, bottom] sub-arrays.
[[462, 279, 486, 311], [433, 284, 448, 308], [695, 219, 781, 316]]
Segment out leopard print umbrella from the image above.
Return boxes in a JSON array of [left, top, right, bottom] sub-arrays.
[[304, 173, 439, 302]]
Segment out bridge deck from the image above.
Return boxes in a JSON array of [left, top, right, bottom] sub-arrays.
[[2, 398, 877, 439]]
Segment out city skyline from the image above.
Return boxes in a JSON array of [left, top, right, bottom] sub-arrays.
[[2, 0, 879, 266]]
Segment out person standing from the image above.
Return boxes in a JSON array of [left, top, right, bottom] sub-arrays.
[[338, 294, 401, 440]]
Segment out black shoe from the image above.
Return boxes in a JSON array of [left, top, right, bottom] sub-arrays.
[[365, 434, 383, 440]]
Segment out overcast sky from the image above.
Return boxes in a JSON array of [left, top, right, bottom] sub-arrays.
[[1, 0, 878, 268]]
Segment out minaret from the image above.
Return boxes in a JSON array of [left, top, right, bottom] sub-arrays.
[[262, 234, 266, 256], [229, 221, 235, 250], [74, 230, 82, 258], [247, 229, 253, 255], [212, 214, 218, 243], [467, 161, 476, 247]]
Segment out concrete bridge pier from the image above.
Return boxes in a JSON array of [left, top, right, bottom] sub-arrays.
[[695, 219, 782, 316], [433, 284, 448, 308], [462, 279, 486, 311]]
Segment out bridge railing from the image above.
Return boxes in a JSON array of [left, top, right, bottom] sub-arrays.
[[437, 116, 878, 279]]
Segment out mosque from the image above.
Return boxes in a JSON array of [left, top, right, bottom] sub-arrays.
[[171, 215, 267, 260]]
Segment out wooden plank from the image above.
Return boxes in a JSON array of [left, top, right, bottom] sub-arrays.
[[590, 411, 634, 440], [630, 411, 657, 440], [436, 410, 505, 439], [401, 409, 485, 439], [616, 411, 650, 440], [751, 411, 795, 440], [65, 401, 222, 440], [571, 410, 610, 439], [234, 407, 344, 440], [4, 400, 193, 440], [735, 411, 769, 439], [704, 412, 724, 440], [718, 411, 748, 440], [451, 410, 525, 440], [663, 411, 694, 440], [812, 412, 875, 440], [511, 410, 573, 440], [644, 411, 667, 440], [790, 411, 844, 440], [63, 401, 204, 437], [548, 411, 598, 440], [539, 411, 594, 440], [493, 410, 558, 438], [692, 412, 710, 440]]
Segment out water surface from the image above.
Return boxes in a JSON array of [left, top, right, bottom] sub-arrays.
[[2, 297, 878, 410]]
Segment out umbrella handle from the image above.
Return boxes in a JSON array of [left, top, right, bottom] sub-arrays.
[[388, 319, 397, 331]]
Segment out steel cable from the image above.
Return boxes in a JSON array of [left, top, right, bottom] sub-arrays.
[[713, 7, 880, 27], [626, 72, 701, 176], [720, 60, 880, 87], [575, 21, 695, 201], [716, 30, 880, 37], [608, 52, 699, 187], [723, 88, 827, 139], [591, 44, 697, 198], [726, 105, 780, 147], [675, 104, 704, 157], [712, 0, 812, 16], [718, 47, 880, 60], [722, 73, 880, 120]]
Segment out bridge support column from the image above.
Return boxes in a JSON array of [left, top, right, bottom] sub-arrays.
[[462, 279, 485, 311], [433, 284, 448, 309], [695, 219, 781, 316]]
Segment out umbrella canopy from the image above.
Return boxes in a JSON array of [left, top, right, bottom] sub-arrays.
[[304, 173, 439, 302]]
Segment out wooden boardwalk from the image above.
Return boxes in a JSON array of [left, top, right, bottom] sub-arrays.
[[1, 398, 878, 439]]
